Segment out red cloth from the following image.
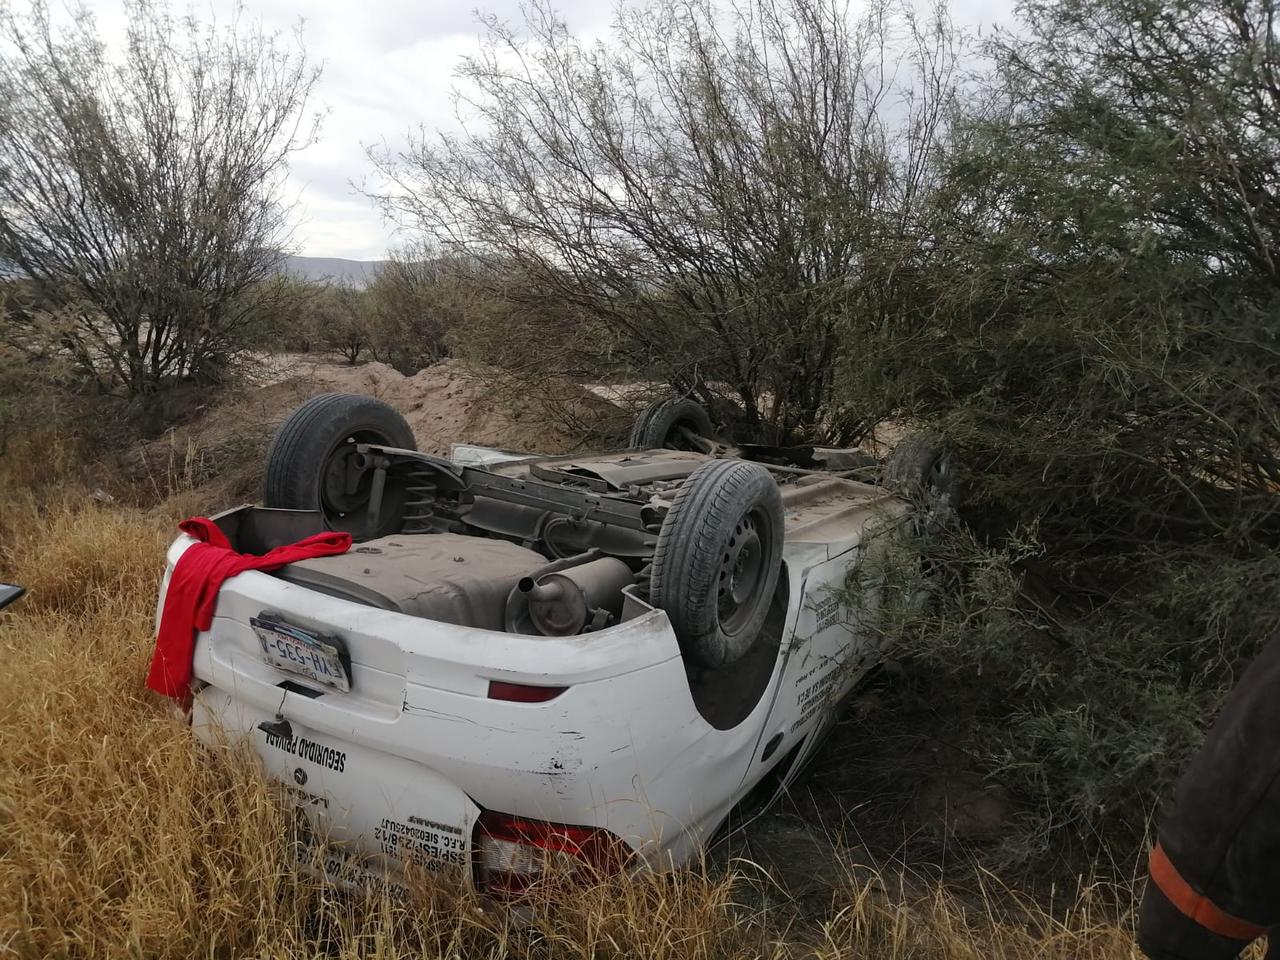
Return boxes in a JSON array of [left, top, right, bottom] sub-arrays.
[[146, 517, 352, 701]]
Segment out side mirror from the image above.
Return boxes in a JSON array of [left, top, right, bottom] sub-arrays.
[[0, 584, 25, 611]]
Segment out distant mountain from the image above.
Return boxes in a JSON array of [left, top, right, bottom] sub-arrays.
[[281, 255, 387, 287], [0, 254, 388, 287]]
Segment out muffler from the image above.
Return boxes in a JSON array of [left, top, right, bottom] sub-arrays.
[[506, 556, 635, 636]]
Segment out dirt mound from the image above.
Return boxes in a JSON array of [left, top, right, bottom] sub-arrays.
[[129, 356, 625, 506], [307, 358, 619, 457]]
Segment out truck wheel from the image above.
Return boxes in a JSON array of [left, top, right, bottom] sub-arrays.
[[629, 397, 715, 450], [262, 393, 416, 538], [651, 459, 784, 668], [886, 432, 958, 518]]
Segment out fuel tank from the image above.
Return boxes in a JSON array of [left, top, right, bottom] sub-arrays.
[[276, 533, 545, 631]]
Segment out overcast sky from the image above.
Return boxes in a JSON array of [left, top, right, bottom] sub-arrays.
[[84, 0, 1016, 261]]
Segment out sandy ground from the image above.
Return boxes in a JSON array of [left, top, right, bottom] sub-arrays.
[[250, 354, 624, 456], [132, 354, 626, 505]]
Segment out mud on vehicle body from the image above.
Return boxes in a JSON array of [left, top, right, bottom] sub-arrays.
[[172, 393, 945, 895]]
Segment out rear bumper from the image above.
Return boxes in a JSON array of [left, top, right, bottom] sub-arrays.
[[185, 550, 768, 883], [194, 692, 476, 887]]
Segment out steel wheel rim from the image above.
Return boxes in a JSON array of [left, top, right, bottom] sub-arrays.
[[928, 453, 951, 493], [718, 510, 767, 634], [318, 428, 392, 531]]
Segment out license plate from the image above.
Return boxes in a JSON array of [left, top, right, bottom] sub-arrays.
[[251, 615, 350, 692]]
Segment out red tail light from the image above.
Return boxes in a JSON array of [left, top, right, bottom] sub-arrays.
[[471, 809, 628, 895], [486, 680, 567, 703]]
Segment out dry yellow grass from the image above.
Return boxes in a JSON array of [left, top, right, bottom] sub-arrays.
[[0, 470, 1145, 958]]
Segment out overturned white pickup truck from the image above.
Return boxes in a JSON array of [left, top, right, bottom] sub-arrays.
[[170, 393, 949, 895]]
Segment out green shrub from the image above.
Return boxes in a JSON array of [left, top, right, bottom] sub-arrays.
[[841, 0, 1280, 850]]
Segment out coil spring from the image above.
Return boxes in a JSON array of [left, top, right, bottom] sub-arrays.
[[401, 464, 437, 533]]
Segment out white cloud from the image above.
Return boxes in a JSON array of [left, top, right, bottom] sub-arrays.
[[74, 0, 1014, 260]]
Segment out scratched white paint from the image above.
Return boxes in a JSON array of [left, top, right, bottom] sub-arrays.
[[177, 482, 908, 885]]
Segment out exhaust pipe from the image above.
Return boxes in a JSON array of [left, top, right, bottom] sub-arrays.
[[507, 556, 635, 636], [520, 577, 566, 603]]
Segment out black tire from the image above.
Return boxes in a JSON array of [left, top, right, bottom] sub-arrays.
[[629, 397, 715, 450], [651, 459, 784, 668], [263, 393, 416, 539], [886, 431, 959, 518]]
